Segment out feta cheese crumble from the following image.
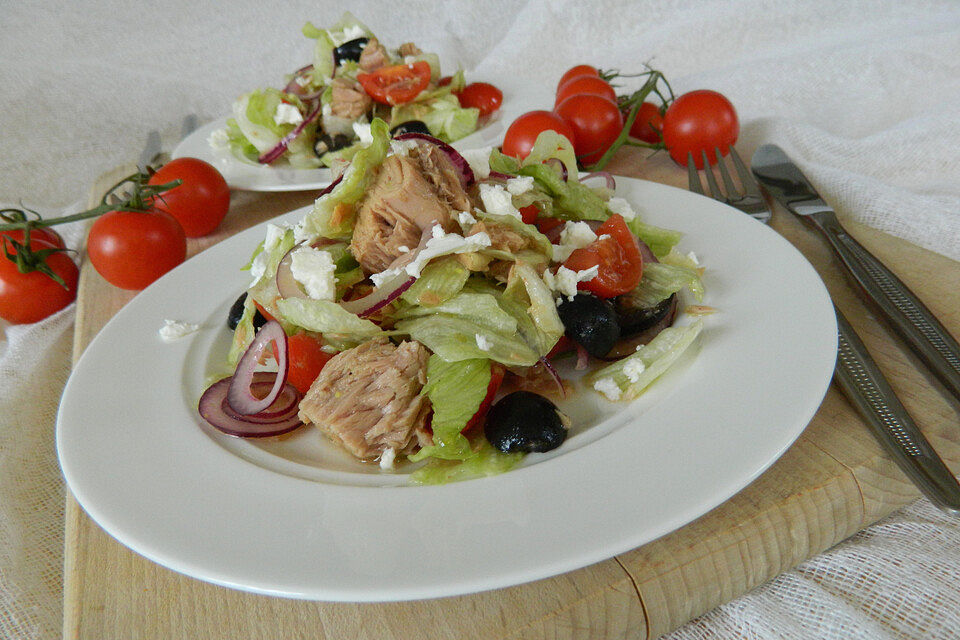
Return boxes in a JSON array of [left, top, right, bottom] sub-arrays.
[[606, 197, 637, 220], [389, 138, 420, 156], [379, 447, 397, 470], [159, 319, 199, 343], [274, 102, 304, 127], [457, 210, 477, 229], [622, 358, 647, 383], [460, 147, 492, 180], [479, 183, 521, 218], [593, 377, 622, 401], [290, 246, 337, 301], [553, 221, 598, 262], [475, 334, 492, 351], [250, 223, 290, 285], [542, 265, 599, 301], [505, 176, 535, 196], [370, 225, 492, 286]]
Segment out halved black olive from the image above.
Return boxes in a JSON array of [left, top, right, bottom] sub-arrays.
[[615, 293, 677, 337], [333, 37, 369, 65], [485, 391, 568, 454], [557, 293, 620, 358], [227, 293, 267, 331], [389, 120, 431, 137], [314, 132, 353, 157]]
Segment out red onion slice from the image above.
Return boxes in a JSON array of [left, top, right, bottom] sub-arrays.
[[283, 64, 315, 95], [199, 376, 303, 438], [317, 173, 344, 198], [575, 343, 590, 370], [580, 171, 616, 190], [338, 271, 415, 317], [488, 171, 515, 180], [538, 356, 567, 399], [544, 158, 568, 182], [392, 132, 475, 186], [227, 320, 289, 414], [275, 243, 309, 300], [258, 102, 322, 164]]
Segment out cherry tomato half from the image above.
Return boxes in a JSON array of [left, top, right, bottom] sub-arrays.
[[555, 75, 616, 108], [563, 214, 642, 298], [457, 82, 503, 117], [286, 331, 333, 395], [462, 363, 506, 433], [629, 102, 664, 144], [357, 61, 431, 106], [148, 157, 230, 238], [661, 89, 739, 168], [87, 208, 186, 290], [554, 94, 623, 165], [0, 237, 78, 324], [501, 110, 576, 160], [556, 64, 599, 93]]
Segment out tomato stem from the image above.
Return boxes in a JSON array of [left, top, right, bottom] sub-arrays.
[[586, 70, 668, 171]]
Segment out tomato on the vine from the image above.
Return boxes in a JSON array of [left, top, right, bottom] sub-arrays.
[[562, 214, 642, 298], [557, 64, 599, 92], [457, 82, 503, 117], [87, 208, 186, 290], [554, 75, 616, 108], [1, 226, 65, 249], [147, 157, 230, 238], [462, 363, 506, 433], [357, 61, 431, 105], [554, 94, 623, 165], [629, 102, 664, 144], [0, 237, 78, 324], [661, 89, 739, 168], [502, 110, 576, 160], [286, 331, 333, 395]]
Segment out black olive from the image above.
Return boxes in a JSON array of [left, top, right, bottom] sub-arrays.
[[314, 132, 353, 157], [485, 391, 568, 454], [333, 37, 369, 65], [389, 120, 431, 137], [557, 293, 620, 358], [227, 293, 266, 331], [615, 293, 677, 337]]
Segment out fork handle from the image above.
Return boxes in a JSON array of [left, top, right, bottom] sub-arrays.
[[806, 211, 960, 404]]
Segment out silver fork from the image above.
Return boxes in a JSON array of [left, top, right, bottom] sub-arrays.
[[687, 147, 960, 513], [686, 148, 770, 223]]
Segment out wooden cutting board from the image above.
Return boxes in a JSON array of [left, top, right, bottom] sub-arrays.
[[63, 149, 960, 640]]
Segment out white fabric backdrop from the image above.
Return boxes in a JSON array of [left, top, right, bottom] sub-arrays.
[[2, 1, 960, 638]]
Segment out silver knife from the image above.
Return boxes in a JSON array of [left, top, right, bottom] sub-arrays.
[[751, 144, 960, 406], [834, 306, 960, 512]]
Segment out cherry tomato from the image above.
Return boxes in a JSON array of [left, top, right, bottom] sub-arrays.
[[438, 76, 453, 87], [87, 208, 186, 290], [0, 237, 78, 324], [1, 226, 65, 249], [286, 331, 333, 395], [462, 363, 506, 433], [457, 82, 503, 117], [563, 214, 642, 298], [148, 158, 230, 238], [519, 205, 539, 225], [557, 64, 599, 93], [357, 61, 431, 106], [661, 89, 739, 169], [535, 216, 564, 235], [554, 94, 624, 165], [501, 110, 576, 160], [554, 75, 616, 108], [629, 102, 664, 144]]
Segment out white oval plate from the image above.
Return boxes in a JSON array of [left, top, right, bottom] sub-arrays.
[[57, 177, 836, 601], [173, 91, 528, 192]]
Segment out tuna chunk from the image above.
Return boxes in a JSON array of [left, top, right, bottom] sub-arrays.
[[298, 338, 431, 460], [351, 142, 472, 274], [358, 37, 389, 72], [397, 42, 422, 57], [330, 77, 372, 119]]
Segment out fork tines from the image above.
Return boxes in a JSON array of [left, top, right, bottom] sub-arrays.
[[687, 147, 771, 223]]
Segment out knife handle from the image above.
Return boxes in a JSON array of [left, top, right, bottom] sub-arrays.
[[834, 308, 960, 513], [808, 212, 960, 404]]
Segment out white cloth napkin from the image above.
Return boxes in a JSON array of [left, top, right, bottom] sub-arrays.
[[2, 1, 959, 638]]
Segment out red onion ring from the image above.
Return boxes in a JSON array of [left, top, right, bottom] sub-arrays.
[[488, 171, 514, 180], [227, 320, 289, 414], [580, 171, 616, 190], [199, 376, 303, 438], [392, 133, 475, 186], [258, 102, 322, 164], [544, 158, 568, 182], [317, 173, 344, 198], [538, 356, 566, 399], [275, 243, 308, 300], [338, 271, 415, 317], [575, 343, 590, 370], [283, 64, 315, 95]]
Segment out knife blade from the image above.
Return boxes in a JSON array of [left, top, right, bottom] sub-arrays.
[[834, 306, 960, 513], [751, 144, 960, 406]]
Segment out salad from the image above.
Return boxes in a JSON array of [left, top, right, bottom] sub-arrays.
[[199, 120, 707, 484], [212, 12, 491, 171]]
